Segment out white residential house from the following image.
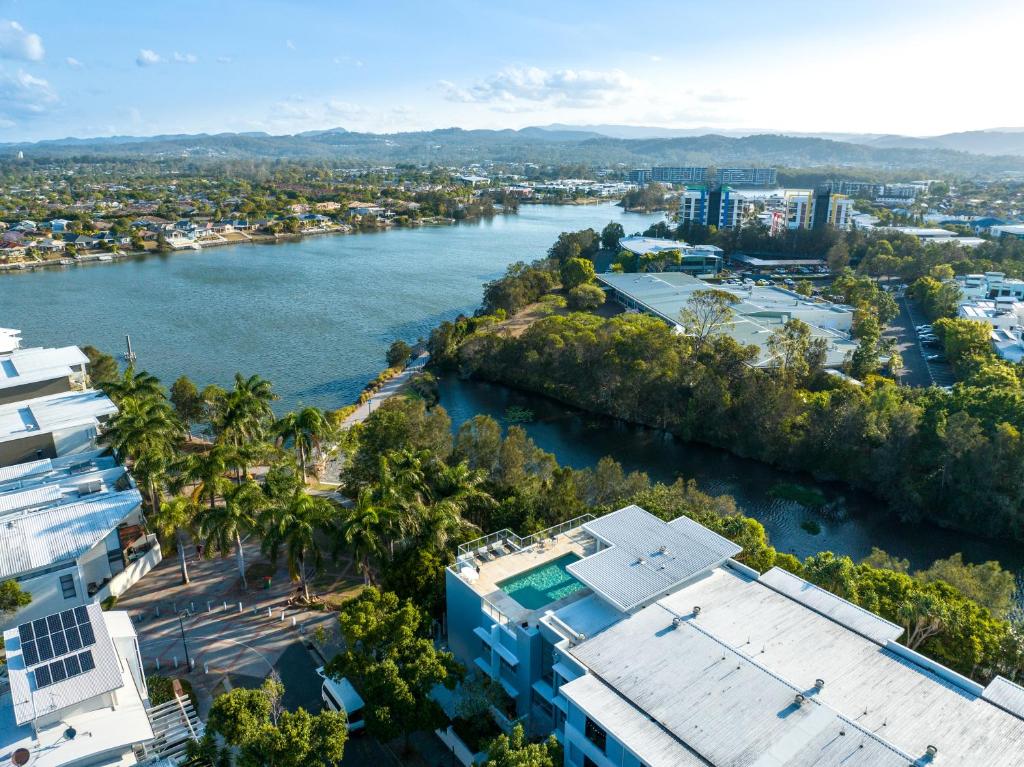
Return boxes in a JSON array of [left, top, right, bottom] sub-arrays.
[[0, 452, 159, 631], [1, 603, 201, 767], [0, 389, 118, 467], [0, 344, 90, 406]]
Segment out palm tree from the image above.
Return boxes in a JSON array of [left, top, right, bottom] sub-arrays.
[[150, 495, 199, 584], [218, 374, 277, 478], [428, 460, 494, 526], [339, 489, 387, 585], [101, 364, 163, 404], [103, 395, 182, 512], [260, 490, 338, 602], [273, 406, 329, 481], [196, 480, 265, 589], [178, 442, 241, 513]]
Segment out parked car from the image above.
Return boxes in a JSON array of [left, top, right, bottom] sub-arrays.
[[927, 353, 948, 362], [317, 667, 365, 733]]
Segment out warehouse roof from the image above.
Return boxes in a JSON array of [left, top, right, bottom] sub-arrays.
[[567, 564, 1024, 766]]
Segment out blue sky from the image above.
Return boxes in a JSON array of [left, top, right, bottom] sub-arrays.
[[0, 0, 1021, 141]]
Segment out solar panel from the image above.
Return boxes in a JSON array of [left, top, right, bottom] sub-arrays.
[[78, 622, 95, 646], [37, 635, 53, 662], [33, 664, 51, 688], [22, 640, 38, 666], [21, 606, 102, 691]]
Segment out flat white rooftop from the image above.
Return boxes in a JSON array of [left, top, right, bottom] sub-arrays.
[[0, 389, 117, 446], [0, 346, 88, 392], [566, 563, 1024, 766]]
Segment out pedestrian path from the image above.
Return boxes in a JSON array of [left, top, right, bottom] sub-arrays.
[[342, 352, 430, 428]]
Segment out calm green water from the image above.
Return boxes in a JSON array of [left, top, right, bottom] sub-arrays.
[[497, 553, 585, 610], [0, 204, 663, 409], [438, 376, 1024, 575]]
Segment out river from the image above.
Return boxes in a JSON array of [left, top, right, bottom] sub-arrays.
[[2, 203, 1019, 573]]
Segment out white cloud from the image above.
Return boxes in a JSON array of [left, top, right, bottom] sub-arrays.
[[441, 66, 636, 109], [65, 56, 83, 68], [217, 56, 233, 64], [0, 20, 44, 61], [285, 39, 296, 50], [0, 68, 57, 122], [136, 49, 163, 67], [173, 51, 198, 64]]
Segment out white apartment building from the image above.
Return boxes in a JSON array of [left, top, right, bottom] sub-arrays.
[[445, 505, 1024, 767], [991, 224, 1024, 240]]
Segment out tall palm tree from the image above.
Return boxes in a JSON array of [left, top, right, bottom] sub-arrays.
[[339, 489, 388, 585], [196, 480, 266, 589], [260, 490, 338, 602], [103, 395, 182, 512], [178, 442, 241, 513], [101, 364, 163, 404], [273, 406, 329, 481], [218, 373, 277, 477], [150, 496, 199, 584], [428, 460, 494, 525]]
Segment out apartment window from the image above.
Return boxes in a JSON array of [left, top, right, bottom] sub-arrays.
[[60, 574, 76, 599], [584, 717, 607, 752]]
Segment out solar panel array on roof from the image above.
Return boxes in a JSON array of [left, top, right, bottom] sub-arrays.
[[17, 605, 97, 688]]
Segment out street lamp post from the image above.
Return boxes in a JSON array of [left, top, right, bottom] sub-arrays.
[[178, 611, 191, 670]]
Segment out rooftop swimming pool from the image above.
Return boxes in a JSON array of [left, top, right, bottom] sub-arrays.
[[496, 553, 586, 610]]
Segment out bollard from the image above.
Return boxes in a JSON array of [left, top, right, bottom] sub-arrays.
[[173, 655, 179, 668], [291, 616, 297, 628], [190, 601, 195, 612], [172, 602, 177, 613], [156, 657, 161, 671], [267, 606, 272, 618], [190, 658, 196, 670], [280, 610, 286, 622], [238, 602, 243, 613], [155, 605, 161, 618], [207, 601, 212, 613], [204, 661, 209, 674], [223, 601, 227, 611]]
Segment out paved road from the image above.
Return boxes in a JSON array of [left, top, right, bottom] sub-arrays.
[[274, 640, 323, 713]]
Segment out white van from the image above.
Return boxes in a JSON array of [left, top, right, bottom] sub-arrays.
[[316, 666, 365, 733]]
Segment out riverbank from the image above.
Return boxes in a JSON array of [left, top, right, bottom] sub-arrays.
[[0, 212, 503, 274]]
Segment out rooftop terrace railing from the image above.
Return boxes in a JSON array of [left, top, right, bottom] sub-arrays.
[[455, 513, 594, 566]]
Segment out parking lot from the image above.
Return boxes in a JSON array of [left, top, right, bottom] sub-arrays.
[[898, 297, 956, 388]]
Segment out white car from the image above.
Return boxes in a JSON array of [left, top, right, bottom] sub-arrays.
[[317, 666, 365, 732]]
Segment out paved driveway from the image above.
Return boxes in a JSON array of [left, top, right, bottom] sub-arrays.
[[898, 298, 955, 387]]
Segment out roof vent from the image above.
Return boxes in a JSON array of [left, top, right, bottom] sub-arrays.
[[693, 605, 702, 616], [658, 545, 668, 554], [926, 745, 938, 757], [794, 693, 806, 706], [814, 678, 825, 690], [635, 556, 646, 565], [672, 616, 682, 627]]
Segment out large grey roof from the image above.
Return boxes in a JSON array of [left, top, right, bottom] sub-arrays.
[[4, 603, 122, 725], [567, 505, 741, 612], [759, 566, 904, 644], [0, 345, 87, 392], [568, 566, 1024, 766]]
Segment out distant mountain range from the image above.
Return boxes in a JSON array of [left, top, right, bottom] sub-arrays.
[[3, 125, 1024, 175], [538, 124, 1024, 157]]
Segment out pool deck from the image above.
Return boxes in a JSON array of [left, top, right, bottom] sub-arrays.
[[460, 528, 596, 625]]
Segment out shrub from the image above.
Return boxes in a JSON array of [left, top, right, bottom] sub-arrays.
[[567, 283, 606, 311]]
